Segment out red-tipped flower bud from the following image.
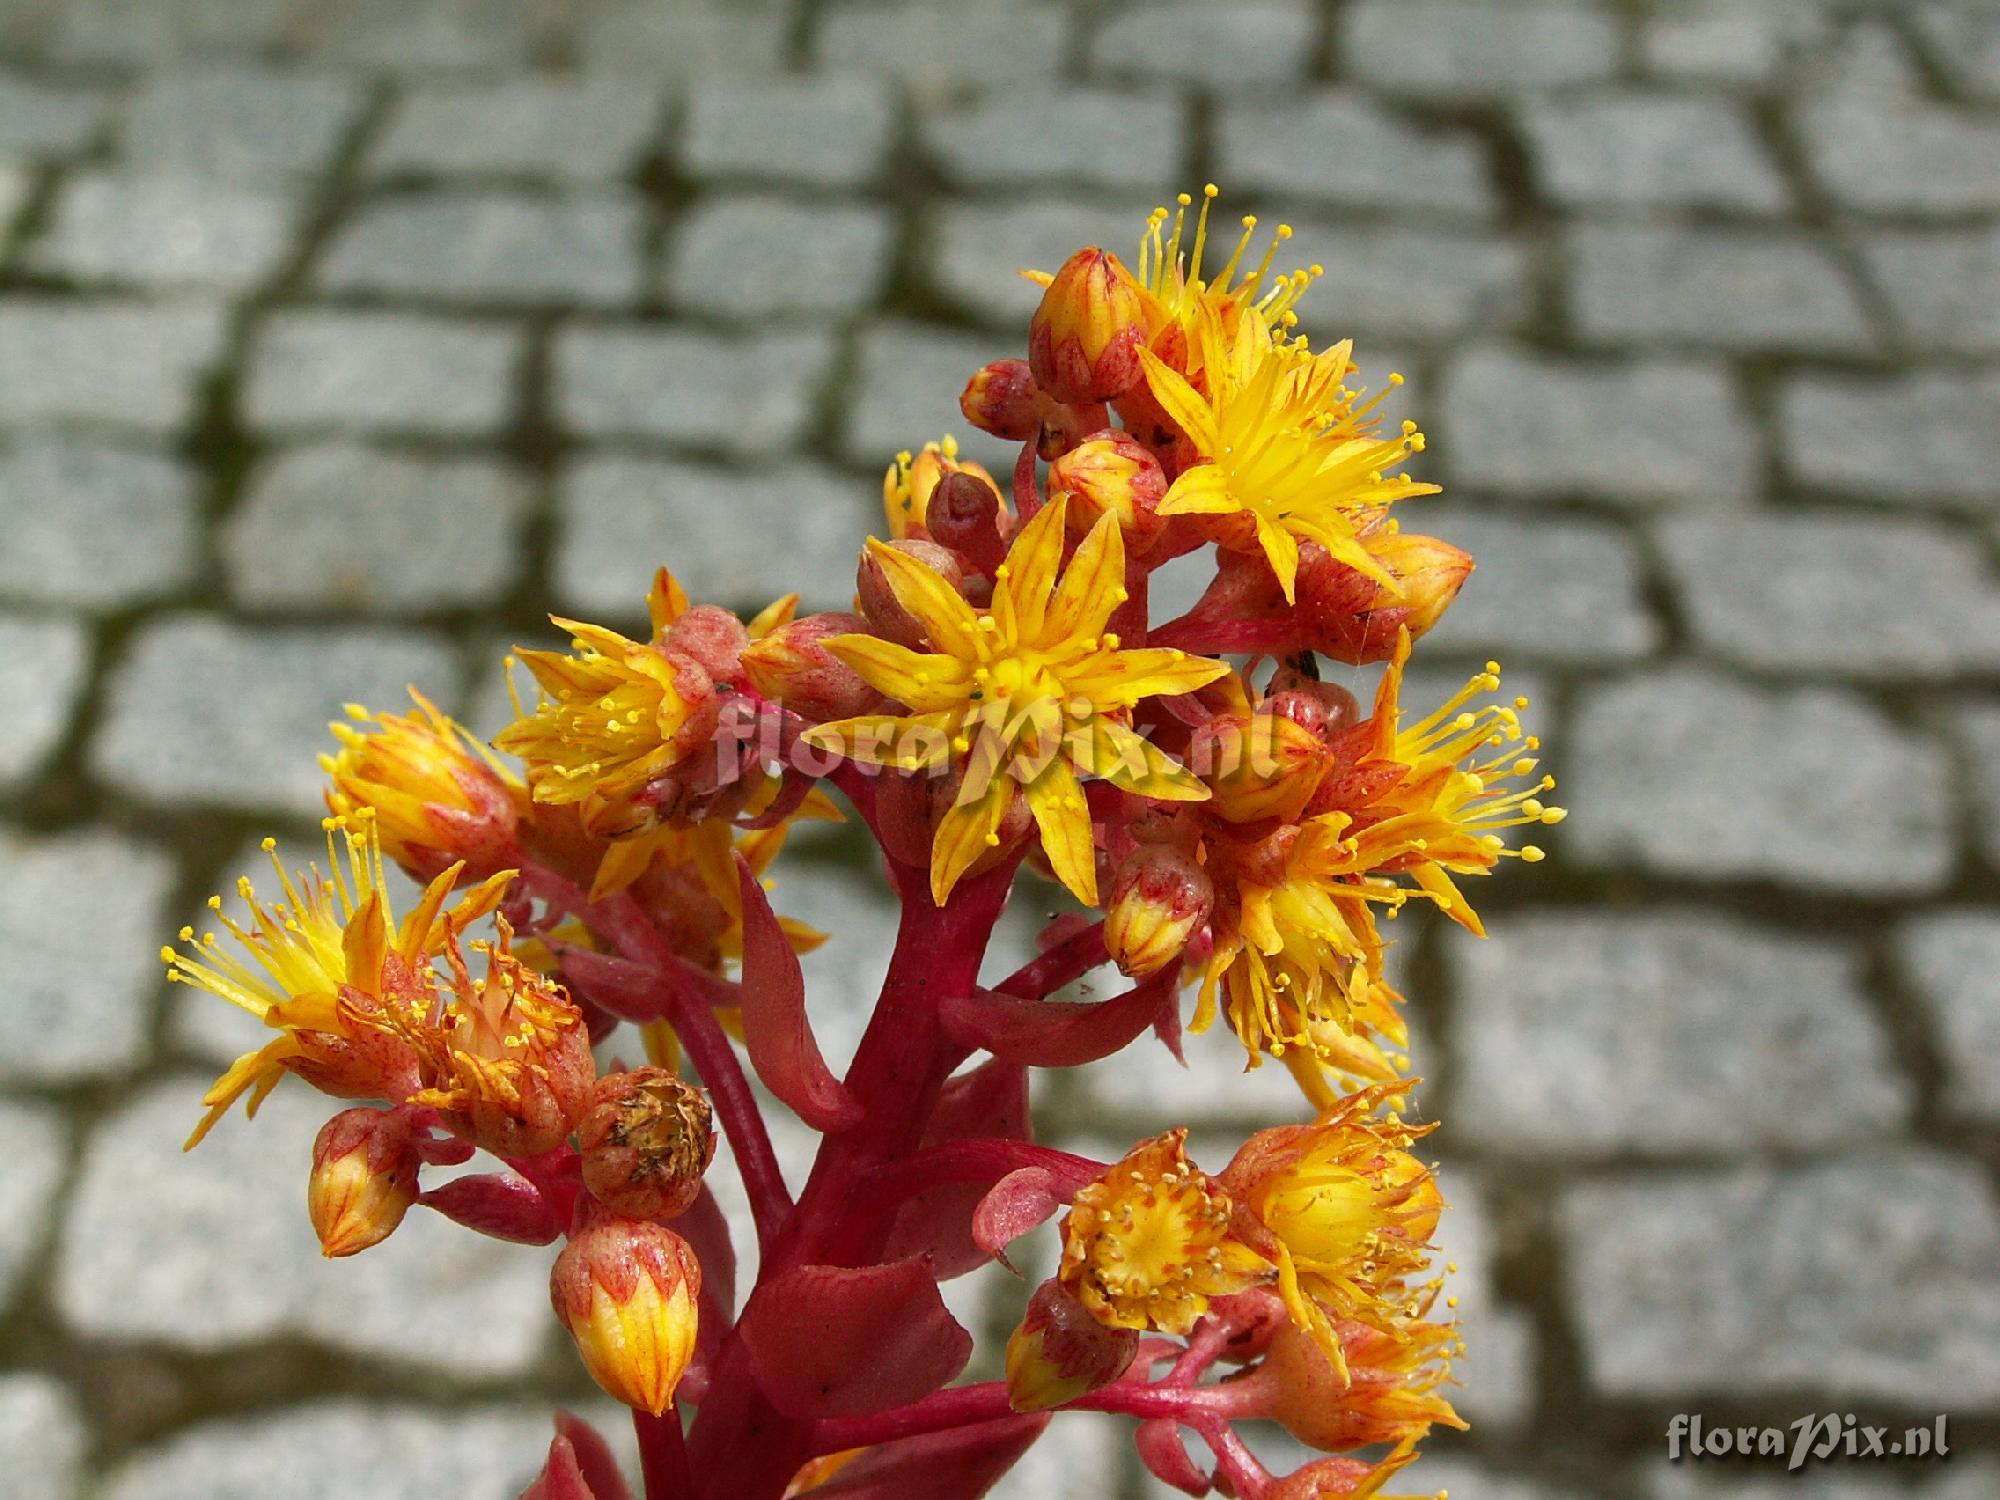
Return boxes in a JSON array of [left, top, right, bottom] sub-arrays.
[[308, 1107, 420, 1258], [578, 1068, 716, 1221], [923, 469, 1011, 577], [1104, 844, 1213, 978], [740, 612, 886, 723], [1369, 530, 1475, 640], [551, 1218, 703, 1416], [1268, 1452, 1418, 1500], [1028, 249, 1146, 407], [661, 604, 750, 684], [1005, 1280, 1140, 1412], [857, 538, 974, 651], [960, 358, 1044, 442], [1048, 429, 1168, 553], [1295, 532, 1474, 666]]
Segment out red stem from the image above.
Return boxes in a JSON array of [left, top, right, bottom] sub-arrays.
[[855, 1138, 1100, 1216], [522, 865, 794, 1252], [635, 1409, 694, 1500]]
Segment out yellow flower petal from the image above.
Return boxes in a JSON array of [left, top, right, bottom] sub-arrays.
[[1024, 755, 1097, 905]]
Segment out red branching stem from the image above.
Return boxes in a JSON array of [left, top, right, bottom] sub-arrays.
[[1014, 436, 1042, 518], [520, 864, 794, 1251], [1165, 1314, 1234, 1388], [995, 919, 1107, 998], [635, 1408, 694, 1500], [856, 1138, 1101, 1216], [1196, 1414, 1276, 1499], [805, 1375, 1266, 1456]]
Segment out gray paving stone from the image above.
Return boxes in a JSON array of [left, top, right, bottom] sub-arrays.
[[0, 77, 107, 155], [842, 319, 1015, 472], [666, 196, 897, 319], [1780, 371, 2000, 508], [47, 0, 293, 66], [684, 78, 896, 189], [224, 444, 533, 613], [1801, 99, 2000, 215], [1441, 346, 1757, 505], [26, 173, 301, 291], [987, 1409, 1123, 1500], [1661, 513, 2000, 678], [318, 192, 647, 308], [1958, 700, 2000, 868], [1092, 1, 1316, 86], [927, 197, 1152, 328], [120, 66, 366, 181], [557, 458, 870, 616], [1648, 1462, 1980, 1500], [0, 300, 228, 433], [0, 1376, 86, 1500], [0, 440, 201, 608], [59, 1079, 558, 1375], [1570, 226, 1871, 352], [0, 614, 88, 793], [91, 615, 460, 816], [1801, 17, 1927, 105], [1418, 508, 1658, 664], [315, 0, 548, 73], [575, 2, 788, 79], [1427, 1168, 1535, 1430], [1448, 911, 1908, 1156], [1860, 226, 2000, 354], [0, 1102, 65, 1312], [0, 829, 175, 1084], [101, 1403, 554, 1500], [817, 3, 1068, 91], [1345, 0, 1620, 96], [1215, 92, 1495, 216], [0, 164, 23, 236], [371, 79, 664, 181], [1640, 0, 1834, 85], [1522, 94, 1788, 212], [1285, 224, 1530, 342], [553, 325, 835, 453], [924, 89, 1186, 194], [1563, 1154, 2000, 1403], [1899, 911, 2000, 1123], [1567, 668, 1952, 895], [242, 310, 522, 437], [1915, 2, 2000, 101]]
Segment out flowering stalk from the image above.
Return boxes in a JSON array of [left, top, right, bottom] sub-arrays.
[[157, 184, 1561, 1500]]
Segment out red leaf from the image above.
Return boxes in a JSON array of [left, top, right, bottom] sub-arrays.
[[940, 969, 1175, 1068], [805, 1413, 1049, 1500], [739, 1257, 972, 1419], [972, 1167, 1066, 1273], [558, 948, 673, 1024], [1136, 1419, 1211, 1496], [735, 854, 863, 1132], [885, 1061, 1030, 1278], [419, 1171, 560, 1245], [556, 1413, 633, 1500]]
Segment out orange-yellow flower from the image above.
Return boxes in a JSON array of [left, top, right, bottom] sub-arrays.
[[1143, 307, 1436, 604], [1220, 1086, 1443, 1378], [1132, 184, 1321, 364], [322, 689, 523, 881], [161, 813, 512, 1147], [1057, 1129, 1271, 1335], [804, 498, 1227, 905]]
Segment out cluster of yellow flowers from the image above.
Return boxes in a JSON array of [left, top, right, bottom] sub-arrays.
[[158, 186, 1560, 1500]]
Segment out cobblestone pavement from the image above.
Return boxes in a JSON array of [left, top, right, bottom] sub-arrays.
[[2, 1, 1998, 1496]]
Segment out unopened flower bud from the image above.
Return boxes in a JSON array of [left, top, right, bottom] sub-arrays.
[[308, 1107, 420, 1258], [960, 358, 1044, 442], [1190, 713, 1327, 824], [857, 538, 974, 651], [883, 437, 998, 540], [1369, 530, 1474, 639], [1261, 1319, 1463, 1453], [661, 605, 750, 684], [1268, 1452, 1417, 1500], [1005, 1280, 1140, 1412], [922, 470, 1011, 577], [1295, 532, 1473, 666], [740, 612, 886, 723], [551, 1218, 702, 1416], [578, 1068, 716, 1221], [1048, 430, 1167, 553], [1104, 845, 1212, 978], [1029, 248, 1147, 407], [1260, 671, 1360, 743]]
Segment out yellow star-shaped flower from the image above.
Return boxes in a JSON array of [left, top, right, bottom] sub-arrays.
[[804, 498, 1227, 906]]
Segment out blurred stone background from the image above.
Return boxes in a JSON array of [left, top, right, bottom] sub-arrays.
[[2, 0, 1999, 1495]]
